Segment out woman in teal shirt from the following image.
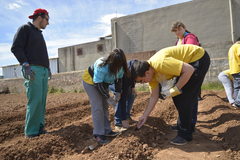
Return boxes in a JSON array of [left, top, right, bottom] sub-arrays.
[[82, 48, 129, 144]]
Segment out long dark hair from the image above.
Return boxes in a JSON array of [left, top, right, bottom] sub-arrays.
[[99, 48, 129, 76]]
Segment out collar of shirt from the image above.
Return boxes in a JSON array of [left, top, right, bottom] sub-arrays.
[[28, 22, 42, 32]]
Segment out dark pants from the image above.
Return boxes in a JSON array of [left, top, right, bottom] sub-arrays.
[[173, 52, 210, 141]]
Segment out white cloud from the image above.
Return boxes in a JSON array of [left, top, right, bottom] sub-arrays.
[[96, 13, 125, 36], [7, 3, 21, 10], [6, 0, 27, 10], [16, 0, 26, 5]]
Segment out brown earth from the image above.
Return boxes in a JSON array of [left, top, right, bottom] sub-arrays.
[[0, 90, 240, 160]]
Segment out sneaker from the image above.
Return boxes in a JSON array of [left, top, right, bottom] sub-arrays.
[[232, 103, 240, 109], [39, 126, 48, 135], [115, 126, 127, 132], [94, 135, 109, 145], [105, 131, 120, 137], [170, 136, 188, 145], [198, 96, 203, 101], [170, 125, 179, 131]]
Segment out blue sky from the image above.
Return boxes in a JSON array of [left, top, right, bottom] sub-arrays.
[[0, 0, 191, 75]]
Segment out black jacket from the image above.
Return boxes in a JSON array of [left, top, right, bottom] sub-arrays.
[[11, 22, 49, 68]]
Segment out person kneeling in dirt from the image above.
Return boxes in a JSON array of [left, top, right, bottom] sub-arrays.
[[218, 70, 234, 106], [228, 37, 240, 109], [109, 60, 138, 132], [82, 48, 129, 144], [134, 45, 210, 145]]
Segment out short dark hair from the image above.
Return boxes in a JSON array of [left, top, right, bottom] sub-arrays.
[[32, 13, 48, 21], [132, 60, 150, 78]]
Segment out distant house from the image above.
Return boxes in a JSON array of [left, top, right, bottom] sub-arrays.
[[1, 58, 59, 79]]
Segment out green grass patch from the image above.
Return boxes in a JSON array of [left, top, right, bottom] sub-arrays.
[[136, 84, 150, 92], [48, 87, 65, 93], [201, 81, 224, 90]]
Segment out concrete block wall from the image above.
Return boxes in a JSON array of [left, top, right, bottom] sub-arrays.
[[0, 71, 85, 93], [58, 39, 112, 73], [111, 0, 240, 81]]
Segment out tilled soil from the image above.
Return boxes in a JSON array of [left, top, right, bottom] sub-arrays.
[[0, 90, 240, 160]]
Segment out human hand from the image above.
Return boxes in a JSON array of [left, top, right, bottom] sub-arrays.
[[107, 97, 117, 106], [114, 92, 121, 101], [136, 116, 147, 129], [22, 62, 35, 80], [48, 69, 52, 80]]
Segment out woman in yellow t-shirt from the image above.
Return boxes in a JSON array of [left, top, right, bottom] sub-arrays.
[[134, 45, 210, 145]]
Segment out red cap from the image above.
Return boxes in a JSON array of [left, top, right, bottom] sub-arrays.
[[28, 8, 48, 19]]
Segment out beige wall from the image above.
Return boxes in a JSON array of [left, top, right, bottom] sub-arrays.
[[58, 39, 112, 72], [111, 0, 240, 81], [231, 0, 240, 41]]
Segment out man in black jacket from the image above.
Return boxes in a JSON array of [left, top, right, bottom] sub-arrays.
[[11, 8, 50, 138]]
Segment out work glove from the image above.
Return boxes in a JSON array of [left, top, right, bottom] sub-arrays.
[[22, 62, 35, 80], [161, 86, 182, 98], [107, 97, 117, 107], [48, 68, 52, 80], [114, 92, 121, 101], [159, 93, 166, 100]]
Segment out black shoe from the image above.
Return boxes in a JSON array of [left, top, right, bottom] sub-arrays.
[[170, 136, 188, 145], [105, 131, 120, 137], [94, 135, 109, 145], [39, 126, 48, 135], [232, 103, 240, 109], [170, 125, 179, 131], [198, 97, 203, 101], [25, 134, 39, 139]]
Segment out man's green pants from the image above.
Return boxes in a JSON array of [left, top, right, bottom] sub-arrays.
[[24, 66, 49, 136]]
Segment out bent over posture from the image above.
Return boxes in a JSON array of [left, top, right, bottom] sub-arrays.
[[134, 45, 210, 145]]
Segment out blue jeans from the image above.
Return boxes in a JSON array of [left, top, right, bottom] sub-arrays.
[[114, 93, 136, 126], [109, 84, 136, 126], [232, 73, 240, 106]]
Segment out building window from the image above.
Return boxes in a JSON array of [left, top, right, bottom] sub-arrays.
[[77, 48, 83, 56], [97, 44, 104, 52]]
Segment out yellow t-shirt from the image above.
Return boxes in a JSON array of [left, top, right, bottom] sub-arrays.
[[228, 43, 240, 74], [82, 69, 94, 85], [148, 44, 205, 90], [223, 69, 233, 80]]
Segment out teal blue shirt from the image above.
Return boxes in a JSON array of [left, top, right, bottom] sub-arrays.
[[93, 58, 124, 84]]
